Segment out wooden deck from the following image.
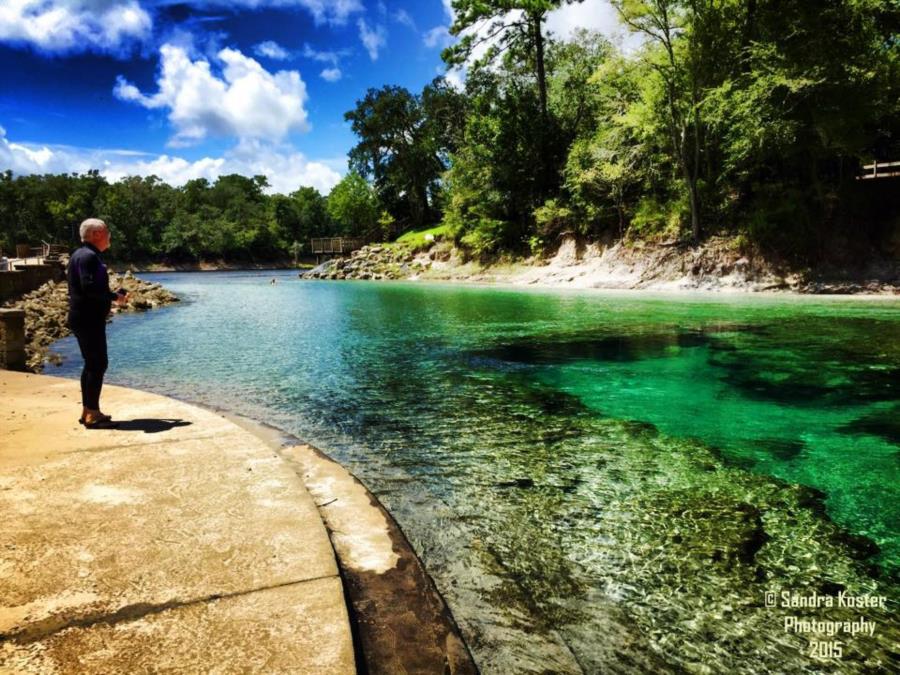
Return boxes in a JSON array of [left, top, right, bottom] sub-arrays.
[[6, 241, 67, 265], [310, 237, 364, 263]]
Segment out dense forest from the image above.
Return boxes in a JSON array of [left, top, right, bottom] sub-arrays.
[[2, 0, 898, 265], [0, 171, 378, 262]]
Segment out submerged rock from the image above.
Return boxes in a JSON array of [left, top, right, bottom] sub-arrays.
[[496, 478, 536, 489], [647, 492, 771, 569]]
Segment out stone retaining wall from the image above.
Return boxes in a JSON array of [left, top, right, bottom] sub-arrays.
[[0, 264, 65, 303]]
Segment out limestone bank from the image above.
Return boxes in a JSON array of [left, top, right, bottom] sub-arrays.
[[303, 235, 899, 295]]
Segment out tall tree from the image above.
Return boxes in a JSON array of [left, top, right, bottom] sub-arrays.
[[346, 79, 464, 228], [443, 0, 582, 198], [613, 0, 708, 242]]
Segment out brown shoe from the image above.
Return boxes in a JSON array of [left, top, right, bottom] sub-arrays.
[[83, 418, 119, 429], [80, 412, 113, 425]]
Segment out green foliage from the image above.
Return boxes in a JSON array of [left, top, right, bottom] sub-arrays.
[[0, 171, 346, 263], [629, 195, 684, 241], [533, 199, 574, 241], [377, 210, 395, 241], [440, 58, 567, 255], [326, 172, 379, 237], [442, 141, 515, 257], [563, 54, 650, 236], [458, 217, 508, 258], [526, 235, 545, 256], [546, 30, 611, 143], [270, 187, 332, 252], [346, 79, 465, 229]]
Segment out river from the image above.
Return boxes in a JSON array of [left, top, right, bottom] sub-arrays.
[[50, 271, 900, 674]]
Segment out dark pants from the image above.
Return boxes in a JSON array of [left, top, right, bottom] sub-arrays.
[[72, 320, 108, 410]]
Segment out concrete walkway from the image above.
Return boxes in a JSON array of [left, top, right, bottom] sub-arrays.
[[0, 371, 355, 674]]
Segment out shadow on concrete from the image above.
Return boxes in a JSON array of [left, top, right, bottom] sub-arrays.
[[114, 418, 193, 434]]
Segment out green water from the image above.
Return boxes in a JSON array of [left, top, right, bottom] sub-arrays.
[[51, 273, 900, 673]]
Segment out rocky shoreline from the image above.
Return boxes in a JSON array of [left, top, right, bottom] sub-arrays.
[[2, 271, 179, 371], [302, 236, 899, 295], [303, 244, 432, 281]]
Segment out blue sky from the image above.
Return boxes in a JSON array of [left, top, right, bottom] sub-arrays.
[[0, 0, 625, 194]]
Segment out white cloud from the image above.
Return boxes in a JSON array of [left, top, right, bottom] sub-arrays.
[[393, 9, 416, 31], [441, 0, 453, 21], [0, 124, 138, 176], [0, 0, 152, 54], [302, 43, 344, 65], [423, 0, 455, 50], [444, 67, 464, 91], [320, 67, 342, 82], [278, 0, 363, 24], [357, 18, 386, 61], [225, 139, 342, 194], [303, 44, 350, 82], [545, 0, 618, 37], [298, 0, 363, 25], [0, 126, 56, 173], [301, 44, 347, 81], [0, 126, 343, 195], [114, 44, 310, 146], [545, 0, 639, 49], [107, 153, 227, 186], [0, 1, 367, 55], [423, 25, 452, 49], [253, 40, 290, 60]]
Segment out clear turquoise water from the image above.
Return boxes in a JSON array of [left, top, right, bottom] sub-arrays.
[[50, 272, 900, 673]]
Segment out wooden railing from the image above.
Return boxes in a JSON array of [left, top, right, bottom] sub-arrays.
[[5, 242, 95, 265], [309, 237, 365, 255], [858, 160, 900, 180], [10, 242, 66, 264], [41, 242, 67, 259]]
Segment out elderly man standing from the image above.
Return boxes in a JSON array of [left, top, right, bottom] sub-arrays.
[[67, 218, 128, 429]]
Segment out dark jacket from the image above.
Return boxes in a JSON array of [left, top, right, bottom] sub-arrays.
[[67, 242, 117, 326]]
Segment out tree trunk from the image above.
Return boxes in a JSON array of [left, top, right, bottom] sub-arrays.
[[678, 125, 701, 242], [415, 182, 430, 227], [740, 0, 757, 73], [687, 177, 700, 242], [532, 12, 548, 124], [532, 11, 550, 200]]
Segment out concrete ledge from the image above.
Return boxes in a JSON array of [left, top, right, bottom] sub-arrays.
[[227, 416, 479, 675], [0, 371, 355, 674]]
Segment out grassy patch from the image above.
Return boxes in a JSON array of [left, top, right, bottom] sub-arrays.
[[395, 224, 450, 250]]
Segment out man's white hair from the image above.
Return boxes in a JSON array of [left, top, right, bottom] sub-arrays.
[[79, 218, 107, 241]]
